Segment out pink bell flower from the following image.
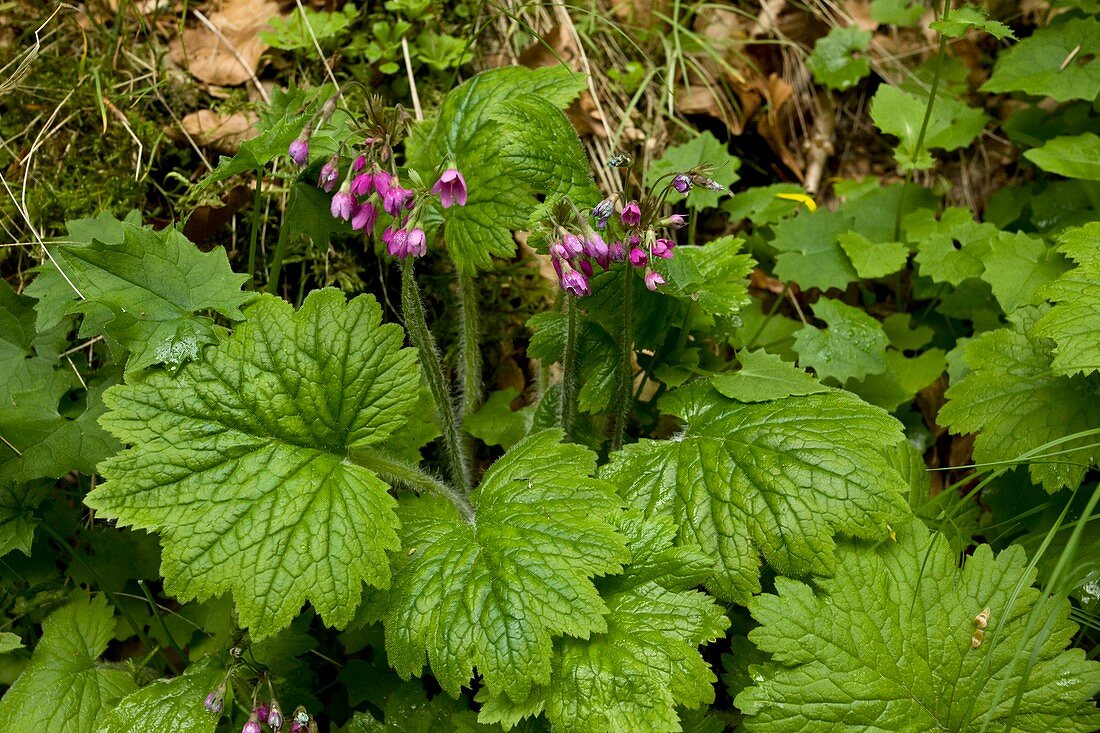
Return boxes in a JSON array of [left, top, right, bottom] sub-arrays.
[[431, 167, 468, 208]]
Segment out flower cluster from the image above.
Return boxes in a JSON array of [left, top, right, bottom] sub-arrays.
[[286, 96, 467, 261], [204, 670, 292, 733], [542, 182, 691, 297]]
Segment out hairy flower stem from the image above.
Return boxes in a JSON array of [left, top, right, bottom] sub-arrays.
[[611, 268, 635, 452], [248, 167, 263, 283], [560, 295, 579, 442], [457, 271, 482, 471], [351, 449, 475, 523], [401, 261, 470, 492]]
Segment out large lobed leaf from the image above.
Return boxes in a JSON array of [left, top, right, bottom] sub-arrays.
[[101, 656, 223, 733], [35, 221, 252, 373], [405, 66, 588, 273], [939, 307, 1100, 492], [737, 519, 1100, 732], [385, 430, 628, 702], [86, 289, 418, 639], [982, 17, 1100, 102], [602, 381, 910, 604], [1032, 222, 1100, 376], [0, 596, 137, 732]]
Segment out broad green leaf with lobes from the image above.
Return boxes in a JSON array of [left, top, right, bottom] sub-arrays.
[[793, 297, 889, 383], [655, 236, 754, 319], [1024, 133, 1100, 181], [939, 307, 1100, 492], [0, 481, 49, 556], [770, 208, 858, 290], [711, 350, 828, 403], [870, 85, 987, 170], [101, 656, 223, 733], [602, 382, 910, 604], [385, 430, 627, 701], [871, 0, 924, 26], [808, 26, 871, 91], [483, 514, 728, 733], [405, 66, 587, 273], [982, 17, 1100, 102], [1033, 223, 1100, 376], [906, 207, 997, 285], [930, 5, 1013, 39], [41, 223, 252, 373], [87, 289, 418, 638], [0, 595, 137, 732], [981, 231, 1070, 313], [837, 230, 908, 279], [737, 519, 1100, 732]]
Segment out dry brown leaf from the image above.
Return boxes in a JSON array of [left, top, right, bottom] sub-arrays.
[[754, 73, 804, 180], [843, 0, 879, 31], [176, 108, 259, 153], [494, 356, 527, 395], [610, 0, 670, 27], [169, 0, 283, 87]]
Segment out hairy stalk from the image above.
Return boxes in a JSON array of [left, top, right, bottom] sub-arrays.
[[560, 295, 579, 442], [611, 268, 635, 451], [351, 449, 475, 523], [247, 167, 263, 283], [457, 271, 482, 471], [401, 261, 470, 491], [893, 0, 950, 242], [266, 223, 291, 295]]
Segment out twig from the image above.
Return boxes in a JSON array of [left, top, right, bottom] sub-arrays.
[[804, 95, 835, 195], [401, 37, 422, 121], [292, 0, 343, 106]]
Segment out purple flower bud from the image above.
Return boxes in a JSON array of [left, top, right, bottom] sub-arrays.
[[665, 214, 687, 229], [204, 691, 224, 714], [350, 172, 372, 196], [551, 255, 564, 280], [406, 227, 427, 258], [629, 233, 641, 246], [609, 240, 625, 262], [652, 238, 675, 259], [431, 167, 468, 208], [352, 155, 367, 173], [592, 197, 614, 222], [621, 201, 641, 226], [243, 718, 262, 733], [578, 258, 594, 277], [550, 240, 571, 260], [629, 246, 648, 267], [692, 174, 725, 192], [561, 233, 584, 257], [645, 269, 666, 291], [288, 137, 309, 167], [383, 185, 414, 217], [268, 703, 284, 731], [582, 232, 608, 260], [255, 704, 270, 723], [561, 268, 590, 297], [331, 191, 355, 221], [318, 157, 339, 192], [672, 174, 692, 194], [372, 168, 393, 197], [351, 202, 377, 232], [290, 726, 303, 733]]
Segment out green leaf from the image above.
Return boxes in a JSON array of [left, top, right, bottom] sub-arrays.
[[930, 5, 1013, 39], [655, 236, 754, 319], [939, 308, 1100, 492], [883, 312, 934, 351], [341, 681, 497, 732], [982, 17, 1100, 102], [0, 596, 137, 732], [491, 96, 598, 203], [808, 26, 872, 91], [41, 223, 252, 373], [648, 131, 741, 210], [906, 207, 998, 285], [196, 108, 313, 191], [385, 430, 627, 700], [259, 4, 356, 50], [464, 388, 534, 449], [541, 514, 729, 733], [793, 297, 889, 383], [1024, 132, 1100, 181], [871, 0, 925, 27], [981, 231, 1071, 313], [711, 350, 828, 402], [101, 657, 223, 733], [528, 311, 619, 414], [848, 348, 947, 411], [1033, 223, 1100, 376], [0, 632, 22, 654], [770, 208, 859, 291], [722, 183, 807, 225], [602, 382, 910, 604], [86, 289, 418, 638], [736, 519, 1100, 732], [837, 230, 909, 278], [870, 85, 988, 170], [0, 481, 49, 556], [406, 66, 587, 273]]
